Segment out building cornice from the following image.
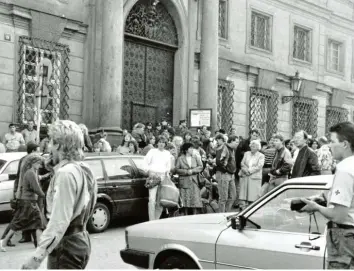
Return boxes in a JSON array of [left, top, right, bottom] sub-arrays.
[[0, 3, 87, 38]]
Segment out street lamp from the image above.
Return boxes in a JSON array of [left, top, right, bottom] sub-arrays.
[[291, 71, 303, 92], [282, 71, 304, 104]]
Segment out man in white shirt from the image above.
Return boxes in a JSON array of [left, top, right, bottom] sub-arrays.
[[301, 121, 354, 269], [3, 123, 25, 152], [22, 120, 38, 144], [144, 135, 171, 220]]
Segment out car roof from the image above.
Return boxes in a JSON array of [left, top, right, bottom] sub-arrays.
[[283, 174, 334, 189], [84, 153, 144, 159], [0, 152, 27, 162]]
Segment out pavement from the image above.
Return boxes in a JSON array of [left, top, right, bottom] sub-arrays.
[[0, 216, 138, 269]]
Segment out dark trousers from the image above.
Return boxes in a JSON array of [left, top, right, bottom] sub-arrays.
[[327, 226, 354, 269], [262, 167, 271, 185], [47, 231, 91, 269]]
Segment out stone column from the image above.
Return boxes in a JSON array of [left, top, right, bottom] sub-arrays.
[[199, 0, 219, 133], [99, 0, 124, 131]]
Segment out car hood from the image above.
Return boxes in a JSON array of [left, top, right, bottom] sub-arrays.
[[151, 213, 234, 224]]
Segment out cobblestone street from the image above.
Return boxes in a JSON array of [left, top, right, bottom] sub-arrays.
[[0, 218, 136, 269]]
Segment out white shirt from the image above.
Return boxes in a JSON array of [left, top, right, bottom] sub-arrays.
[[144, 148, 171, 173], [291, 148, 300, 174], [327, 155, 354, 226]]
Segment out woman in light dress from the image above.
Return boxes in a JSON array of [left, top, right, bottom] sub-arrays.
[[239, 140, 265, 210]]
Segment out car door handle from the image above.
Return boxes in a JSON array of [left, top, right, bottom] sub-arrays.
[[295, 242, 320, 251]]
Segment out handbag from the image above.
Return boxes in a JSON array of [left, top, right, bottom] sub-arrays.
[[196, 173, 207, 190], [159, 175, 180, 208]]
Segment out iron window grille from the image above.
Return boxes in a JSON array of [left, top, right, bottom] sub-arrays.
[[328, 40, 342, 72], [218, 0, 228, 39], [251, 11, 271, 51], [249, 87, 278, 141], [217, 79, 234, 132], [293, 26, 311, 62], [282, 95, 318, 137], [18, 36, 70, 126], [326, 106, 348, 134]]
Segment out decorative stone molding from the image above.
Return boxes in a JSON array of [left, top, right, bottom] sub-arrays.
[[0, 2, 87, 39]]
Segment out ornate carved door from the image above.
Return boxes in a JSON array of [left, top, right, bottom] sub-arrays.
[[123, 0, 178, 130]]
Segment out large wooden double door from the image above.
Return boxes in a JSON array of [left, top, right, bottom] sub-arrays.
[[122, 39, 175, 130]]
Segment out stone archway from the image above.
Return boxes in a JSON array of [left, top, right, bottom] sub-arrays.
[[123, 0, 188, 129]]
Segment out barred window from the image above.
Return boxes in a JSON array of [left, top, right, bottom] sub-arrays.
[[217, 79, 234, 132], [249, 88, 278, 141], [250, 11, 271, 51], [293, 26, 311, 62], [18, 36, 70, 126], [328, 40, 343, 72], [218, 0, 228, 39], [293, 98, 318, 137], [326, 106, 348, 134], [21, 46, 61, 124]]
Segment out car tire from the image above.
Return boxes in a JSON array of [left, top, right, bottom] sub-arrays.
[[87, 202, 111, 233], [159, 254, 198, 269]]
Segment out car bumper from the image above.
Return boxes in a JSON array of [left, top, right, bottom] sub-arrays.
[[120, 249, 150, 269]]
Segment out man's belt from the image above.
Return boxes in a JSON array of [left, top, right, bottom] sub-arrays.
[[327, 221, 354, 230], [64, 225, 84, 236], [263, 165, 272, 168]]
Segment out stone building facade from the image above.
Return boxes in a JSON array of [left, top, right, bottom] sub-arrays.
[[0, 0, 353, 141]]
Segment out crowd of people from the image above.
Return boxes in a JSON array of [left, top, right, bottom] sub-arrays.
[[102, 119, 335, 220]]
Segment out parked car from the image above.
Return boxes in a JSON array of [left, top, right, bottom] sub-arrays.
[[0, 153, 149, 233], [0, 152, 27, 213], [120, 174, 333, 269]]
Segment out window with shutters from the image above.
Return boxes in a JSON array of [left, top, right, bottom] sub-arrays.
[[218, 0, 228, 39], [293, 26, 311, 63], [250, 11, 272, 51]]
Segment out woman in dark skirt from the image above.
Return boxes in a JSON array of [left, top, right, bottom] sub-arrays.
[[175, 143, 203, 215], [0, 154, 45, 252]]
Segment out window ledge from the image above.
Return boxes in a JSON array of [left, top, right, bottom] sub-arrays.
[[246, 45, 274, 60], [219, 38, 231, 49], [325, 69, 345, 80], [289, 57, 313, 70]]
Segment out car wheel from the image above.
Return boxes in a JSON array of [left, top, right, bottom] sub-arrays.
[[87, 202, 111, 233], [159, 254, 198, 269]]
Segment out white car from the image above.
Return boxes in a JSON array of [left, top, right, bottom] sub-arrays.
[[0, 152, 27, 213], [120, 175, 332, 269]]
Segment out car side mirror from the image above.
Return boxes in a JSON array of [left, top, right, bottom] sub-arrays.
[[231, 216, 246, 231]]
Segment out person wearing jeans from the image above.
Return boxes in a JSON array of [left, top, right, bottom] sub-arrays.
[[144, 135, 171, 220], [215, 134, 236, 213]]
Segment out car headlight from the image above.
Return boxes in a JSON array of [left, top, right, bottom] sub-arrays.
[[125, 230, 129, 249]]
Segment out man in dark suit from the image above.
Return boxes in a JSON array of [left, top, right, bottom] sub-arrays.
[[291, 130, 321, 178]]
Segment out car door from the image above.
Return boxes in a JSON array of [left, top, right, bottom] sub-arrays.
[[0, 160, 19, 212], [102, 157, 141, 216], [85, 158, 106, 192], [216, 185, 328, 269]]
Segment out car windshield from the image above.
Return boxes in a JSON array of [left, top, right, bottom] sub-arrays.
[[0, 159, 6, 171]]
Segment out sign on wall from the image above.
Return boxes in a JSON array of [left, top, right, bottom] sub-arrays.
[[189, 109, 212, 128]]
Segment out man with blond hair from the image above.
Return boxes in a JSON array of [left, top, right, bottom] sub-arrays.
[[21, 120, 97, 269]]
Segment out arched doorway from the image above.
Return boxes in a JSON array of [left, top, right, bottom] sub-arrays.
[[123, 0, 178, 130]]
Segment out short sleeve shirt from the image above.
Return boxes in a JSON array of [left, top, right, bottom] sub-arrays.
[[327, 155, 354, 226]]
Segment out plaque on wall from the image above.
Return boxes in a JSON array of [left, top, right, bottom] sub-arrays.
[[189, 109, 212, 128]]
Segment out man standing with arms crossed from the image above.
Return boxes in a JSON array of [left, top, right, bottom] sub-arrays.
[[301, 122, 354, 269], [21, 120, 97, 269]]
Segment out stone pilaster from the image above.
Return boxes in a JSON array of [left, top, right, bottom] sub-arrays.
[[99, 0, 123, 132], [198, 0, 219, 132]]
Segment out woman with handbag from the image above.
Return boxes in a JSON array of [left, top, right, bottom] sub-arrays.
[[144, 135, 171, 220], [0, 154, 46, 251], [175, 143, 203, 215]]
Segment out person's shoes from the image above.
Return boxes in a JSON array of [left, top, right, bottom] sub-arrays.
[[19, 238, 31, 243], [0, 240, 6, 252], [6, 241, 15, 247]]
